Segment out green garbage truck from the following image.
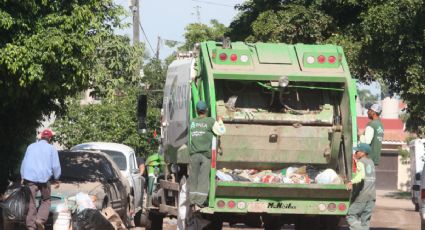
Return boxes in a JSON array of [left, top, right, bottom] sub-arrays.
[[137, 41, 358, 229]]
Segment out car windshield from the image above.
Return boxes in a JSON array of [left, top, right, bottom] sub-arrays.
[[97, 150, 127, 171], [59, 151, 118, 182]]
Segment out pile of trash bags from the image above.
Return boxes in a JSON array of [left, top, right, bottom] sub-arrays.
[[73, 192, 126, 230], [0, 185, 31, 222], [216, 166, 343, 185]]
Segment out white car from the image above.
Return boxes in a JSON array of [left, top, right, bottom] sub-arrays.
[[71, 142, 144, 214]]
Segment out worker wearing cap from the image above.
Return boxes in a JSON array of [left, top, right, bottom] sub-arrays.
[[346, 143, 376, 230], [359, 103, 384, 165], [189, 101, 225, 208], [20, 128, 61, 230]]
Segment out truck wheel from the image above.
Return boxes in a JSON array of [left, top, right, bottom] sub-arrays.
[[321, 216, 341, 230], [295, 216, 320, 230], [203, 219, 223, 230], [145, 212, 163, 230], [263, 216, 282, 230]]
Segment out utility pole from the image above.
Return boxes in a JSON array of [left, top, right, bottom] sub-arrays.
[[194, 5, 201, 23], [131, 0, 141, 81], [131, 0, 140, 45], [155, 36, 161, 59]]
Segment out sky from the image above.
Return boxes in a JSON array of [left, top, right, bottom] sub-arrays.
[[114, 0, 245, 59], [113, 0, 381, 95]]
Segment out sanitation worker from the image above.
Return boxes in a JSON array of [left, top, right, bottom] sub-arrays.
[[346, 143, 376, 230], [359, 103, 384, 165], [20, 128, 61, 230], [189, 101, 225, 209]]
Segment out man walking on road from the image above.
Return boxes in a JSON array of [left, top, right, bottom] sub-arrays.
[[189, 101, 225, 209], [20, 128, 61, 230], [359, 103, 384, 165], [346, 143, 376, 230]]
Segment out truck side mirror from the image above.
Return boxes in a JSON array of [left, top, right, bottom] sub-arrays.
[[412, 185, 420, 191], [416, 173, 421, 181], [137, 94, 147, 134]]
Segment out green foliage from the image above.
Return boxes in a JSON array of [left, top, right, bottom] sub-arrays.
[[180, 19, 229, 51], [0, 0, 127, 192], [52, 87, 160, 157], [229, 0, 425, 134], [90, 35, 144, 99], [357, 89, 378, 108], [53, 57, 167, 158]]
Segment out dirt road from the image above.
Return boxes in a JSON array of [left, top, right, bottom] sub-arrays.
[[136, 190, 420, 230]]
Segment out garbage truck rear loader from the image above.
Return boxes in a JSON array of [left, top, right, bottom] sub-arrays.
[[138, 41, 358, 229]]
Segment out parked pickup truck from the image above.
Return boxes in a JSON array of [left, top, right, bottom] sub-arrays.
[[71, 142, 144, 217]]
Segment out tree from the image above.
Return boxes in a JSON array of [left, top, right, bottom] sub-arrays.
[[52, 56, 167, 158], [0, 1, 127, 192], [180, 19, 229, 51], [52, 87, 160, 157], [357, 89, 378, 109], [229, 0, 425, 133]]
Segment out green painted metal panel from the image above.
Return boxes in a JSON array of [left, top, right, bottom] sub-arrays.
[[204, 197, 349, 215], [212, 73, 347, 82], [217, 124, 333, 168], [255, 43, 292, 64]]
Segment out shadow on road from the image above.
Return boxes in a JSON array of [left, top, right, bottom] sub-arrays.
[[383, 191, 411, 200]]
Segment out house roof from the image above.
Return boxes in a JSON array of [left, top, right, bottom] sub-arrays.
[[357, 117, 407, 142]]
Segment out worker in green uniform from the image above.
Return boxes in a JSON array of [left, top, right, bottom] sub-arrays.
[[346, 143, 376, 230], [359, 103, 384, 165], [189, 101, 225, 208]]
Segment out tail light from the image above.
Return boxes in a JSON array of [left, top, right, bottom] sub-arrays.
[[338, 203, 347, 211], [328, 56, 336, 64], [318, 203, 327, 211], [237, 202, 246, 209], [306, 56, 315, 64], [230, 54, 238, 62], [317, 55, 326, 63], [327, 203, 336, 212], [227, 200, 236, 209], [219, 53, 227, 61], [217, 200, 225, 208], [421, 189, 425, 199]]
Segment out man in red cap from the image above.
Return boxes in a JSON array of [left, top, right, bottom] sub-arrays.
[[20, 128, 61, 230]]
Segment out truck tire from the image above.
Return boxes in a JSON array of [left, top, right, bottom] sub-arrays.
[[295, 216, 320, 230], [203, 219, 223, 230], [145, 212, 164, 230], [321, 216, 341, 230], [263, 216, 282, 230]]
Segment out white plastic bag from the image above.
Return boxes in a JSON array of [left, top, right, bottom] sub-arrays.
[[216, 170, 234, 181], [177, 177, 189, 230], [75, 192, 96, 212], [315, 169, 342, 184]]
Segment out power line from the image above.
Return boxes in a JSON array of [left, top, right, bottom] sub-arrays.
[[138, 22, 155, 55], [191, 0, 234, 8]]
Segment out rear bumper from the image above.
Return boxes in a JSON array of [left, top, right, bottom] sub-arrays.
[[204, 181, 351, 215]]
